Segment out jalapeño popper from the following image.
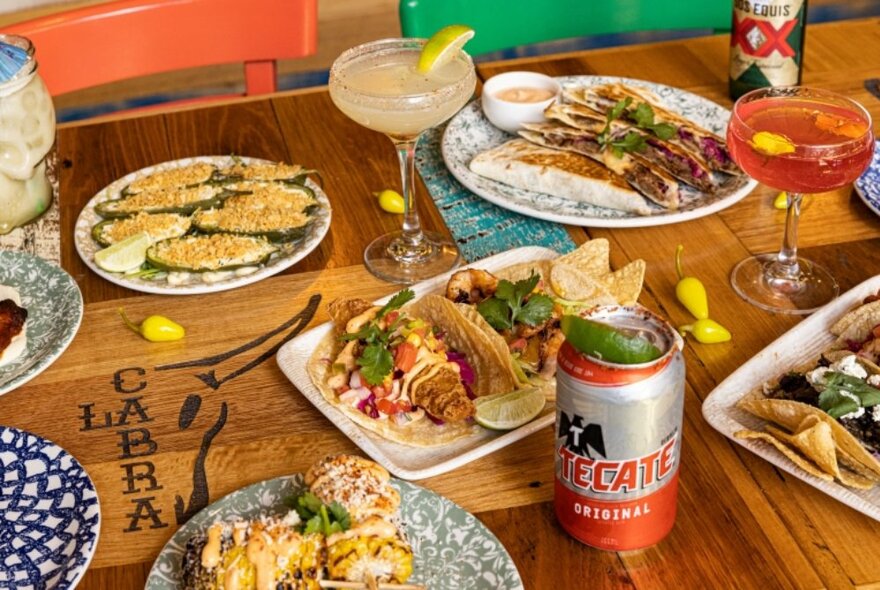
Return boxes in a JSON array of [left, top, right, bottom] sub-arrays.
[[555, 308, 685, 551], [729, 0, 808, 100]]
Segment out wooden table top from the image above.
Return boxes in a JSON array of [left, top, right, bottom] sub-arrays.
[[2, 16, 880, 590]]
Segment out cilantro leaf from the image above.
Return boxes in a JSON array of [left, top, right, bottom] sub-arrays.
[[477, 297, 513, 330], [340, 322, 382, 343], [648, 122, 676, 140], [630, 102, 655, 127], [304, 514, 322, 535], [327, 501, 351, 531], [818, 387, 860, 419], [494, 279, 516, 303], [517, 294, 554, 326], [294, 491, 322, 519], [608, 97, 632, 121], [824, 372, 880, 407], [378, 289, 415, 319], [357, 342, 393, 385], [512, 274, 541, 305]]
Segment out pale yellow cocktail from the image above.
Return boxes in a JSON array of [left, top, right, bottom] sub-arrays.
[[329, 38, 476, 283]]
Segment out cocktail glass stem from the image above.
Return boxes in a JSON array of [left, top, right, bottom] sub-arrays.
[[767, 192, 803, 286], [395, 138, 425, 251]]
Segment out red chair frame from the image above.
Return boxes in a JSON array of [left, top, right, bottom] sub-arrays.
[[1, 0, 318, 97]]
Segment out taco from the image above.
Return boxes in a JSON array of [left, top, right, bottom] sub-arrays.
[[442, 240, 645, 396], [306, 290, 521, 447]]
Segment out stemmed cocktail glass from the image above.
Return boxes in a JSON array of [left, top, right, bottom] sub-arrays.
[[726, 87, 875, 314], [329, 39, 476, 284]]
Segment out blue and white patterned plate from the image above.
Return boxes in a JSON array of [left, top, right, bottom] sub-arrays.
[[146, 474, 523, 590], [855, 140, 880, 217], [0, 426, 101, 589], [443, 75, 757, 228], [0, 252, 83, 397]]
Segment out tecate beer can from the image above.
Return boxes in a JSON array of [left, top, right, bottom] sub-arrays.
[[555, 305, 685, 551]]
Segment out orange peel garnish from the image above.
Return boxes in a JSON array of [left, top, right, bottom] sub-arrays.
[[814, 112, 866, 139]]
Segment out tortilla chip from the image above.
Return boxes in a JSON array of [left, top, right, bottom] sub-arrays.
[[556, 239, 610, 278], [494, 260, 553, 284], [549, 261, 616, 304], [737, 398, 880, 479], [831, 299, 880, 346], [765, 417, 838, 477], [734, 429, 834, 482], [598, 259, 646, 305]]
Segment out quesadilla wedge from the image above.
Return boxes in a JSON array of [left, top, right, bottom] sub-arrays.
[[306, 291, 521, 447], [567, 84, 741, 175], [520, 122, 681, 209], [544, 102, 718, 193], [469, 139, 654, 215]]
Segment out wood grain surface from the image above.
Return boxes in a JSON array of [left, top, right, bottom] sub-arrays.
[[1, 17, 879, 590]]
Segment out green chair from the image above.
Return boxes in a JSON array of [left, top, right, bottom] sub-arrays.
[[399, 0, 732, 57]]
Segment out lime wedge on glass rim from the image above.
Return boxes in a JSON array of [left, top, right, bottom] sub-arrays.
[[475, 386, 545, 431], [94, 231, 150, 273], [561, 314, 662, 365], [417, 25, 475, 74]]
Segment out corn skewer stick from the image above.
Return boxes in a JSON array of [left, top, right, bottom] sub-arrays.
[[318, 580, 425, 590]]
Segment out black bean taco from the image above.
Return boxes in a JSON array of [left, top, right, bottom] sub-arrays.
[[306, 290, 522, 447]]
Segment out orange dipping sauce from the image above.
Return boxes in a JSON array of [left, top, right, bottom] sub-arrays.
[[494, 87, 555, 103]]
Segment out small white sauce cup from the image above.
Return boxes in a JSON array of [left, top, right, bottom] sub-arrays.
[[481, 71, 561, 134]]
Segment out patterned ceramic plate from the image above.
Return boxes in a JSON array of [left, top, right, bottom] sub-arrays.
[[74, 156, 332, 296], [442, 75, 757, 228], [855, 140, 880, 217], [0, 252, 83, 397], [0, 426, 101, 589], [145, 474, 523, 590]]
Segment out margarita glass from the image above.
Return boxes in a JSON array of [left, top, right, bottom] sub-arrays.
[[727, 87, 875, 314], [329, 38, 476, 283]]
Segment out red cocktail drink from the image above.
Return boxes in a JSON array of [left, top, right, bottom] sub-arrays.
[[726, 88, 875, 314], [728, 97, 874, 194]]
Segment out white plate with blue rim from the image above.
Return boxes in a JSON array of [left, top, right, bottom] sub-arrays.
[[0, 426, 101, 589], [0, 251, 83, 397], [442, 75, 757, 228], [855, 140, 880, 217]]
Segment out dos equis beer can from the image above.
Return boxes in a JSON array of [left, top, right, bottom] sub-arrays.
[[555, 306, 685, 551]]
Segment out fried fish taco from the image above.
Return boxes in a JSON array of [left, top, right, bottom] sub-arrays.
[[307, 290, 521, 447]]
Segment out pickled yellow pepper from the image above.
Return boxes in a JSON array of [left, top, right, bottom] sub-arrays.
[[673, 245, 731, 344], [675, 245, 708, 320], [119, 308, 185, 342]]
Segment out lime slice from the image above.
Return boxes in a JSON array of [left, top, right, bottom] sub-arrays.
[[417, 25, 475, 74], [750, 131, 795, 156], [561, 314, 662, 365], [475, 387, 545, 430], [95, 231, 150, 273]]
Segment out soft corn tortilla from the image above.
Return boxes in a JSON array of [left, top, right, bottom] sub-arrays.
[[306, 295, 520, 447]]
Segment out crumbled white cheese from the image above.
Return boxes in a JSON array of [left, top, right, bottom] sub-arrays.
[[280, 510, 301, 527], [869, 375, 880, 387], [806, 366, 831, 388], [873, 406, 880, 424], [839, 390, 865, 420], [831, 354, 868, 379]]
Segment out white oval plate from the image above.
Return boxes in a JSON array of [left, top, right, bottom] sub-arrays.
[[74, 155, 332, 295], [0, 251, 83, 397], [442, 75, 757, 228]]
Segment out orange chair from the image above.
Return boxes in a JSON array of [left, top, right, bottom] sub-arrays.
[[1, 0, 318, 99]]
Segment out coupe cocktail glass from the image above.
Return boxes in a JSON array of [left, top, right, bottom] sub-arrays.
[[726, 87, 875, 314], [329, 38, 476, 283]]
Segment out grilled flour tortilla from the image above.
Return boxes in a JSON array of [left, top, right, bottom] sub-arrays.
[[307, 294, 520, 447], [469, 139, 654, 215]]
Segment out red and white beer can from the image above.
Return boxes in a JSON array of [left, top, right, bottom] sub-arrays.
[[555, 305, 685, 551]]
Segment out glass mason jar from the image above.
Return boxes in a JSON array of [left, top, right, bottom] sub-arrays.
[[0, 35, 56, 235]]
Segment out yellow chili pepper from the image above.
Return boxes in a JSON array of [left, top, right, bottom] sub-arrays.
[[675, 245, 708, 320], [679, 318, 731, 344], [119, 308, 185, 342], [374, 189, 405, 214], [773, 191, 789, 210]]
